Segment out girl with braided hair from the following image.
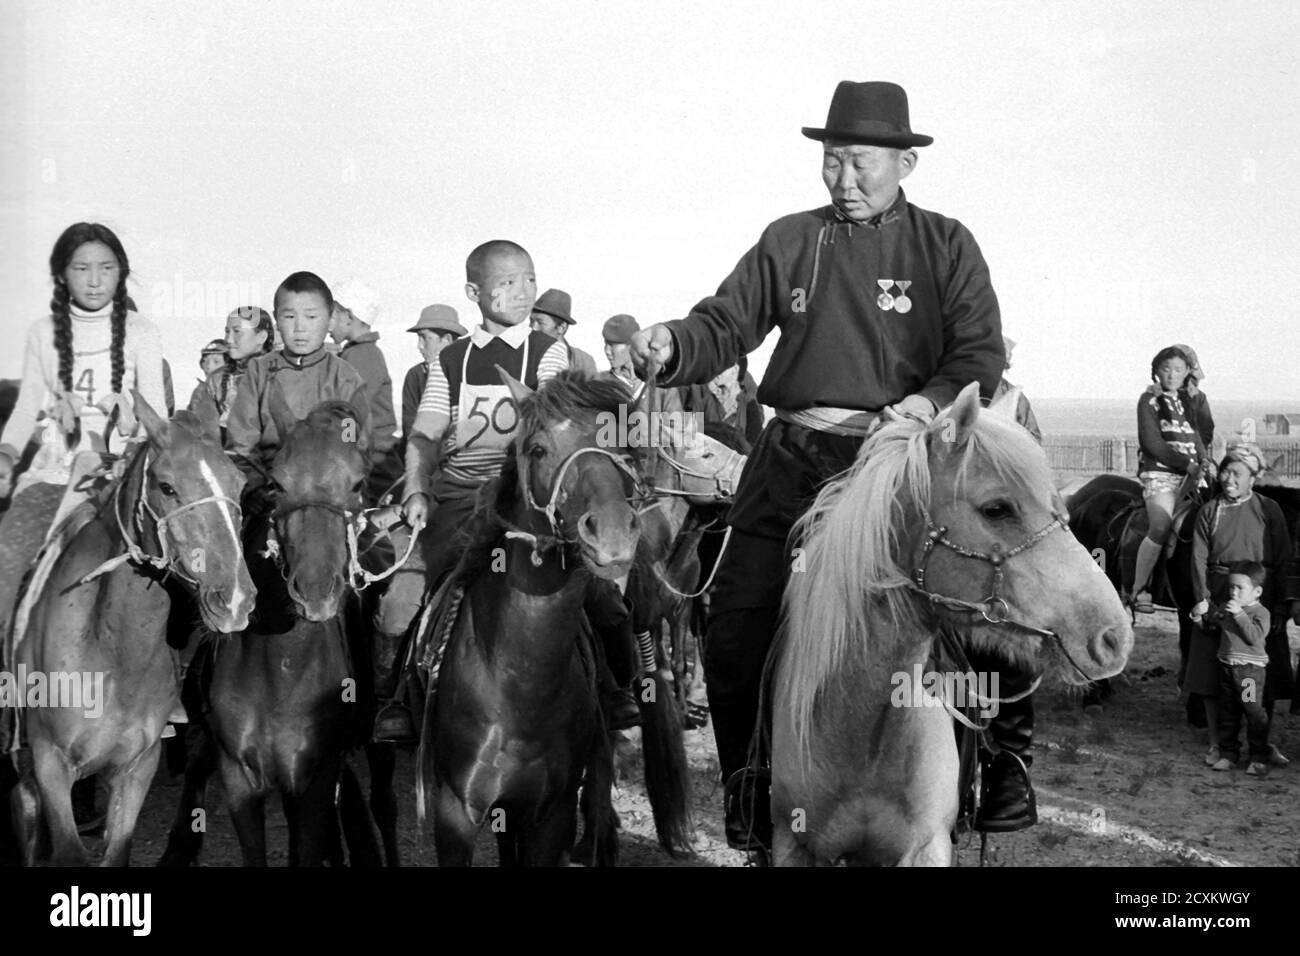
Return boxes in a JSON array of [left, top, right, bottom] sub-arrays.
[[0, 222, 166, 665]]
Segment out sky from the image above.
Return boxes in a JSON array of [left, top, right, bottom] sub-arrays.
[[1, 0, 1298, 403]]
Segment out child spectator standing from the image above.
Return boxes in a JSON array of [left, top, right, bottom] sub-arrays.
[[1188, 444, 1300, 770], [1206, 563, 1272, 775]]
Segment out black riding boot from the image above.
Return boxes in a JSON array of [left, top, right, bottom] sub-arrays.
[[975, 689, 1037, 833], [585, 579, 641, 731], [371, 628, 416, 744]]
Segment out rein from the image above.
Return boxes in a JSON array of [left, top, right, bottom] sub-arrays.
[[907, 508, 1095, 684], [79, 447, 242, 587]]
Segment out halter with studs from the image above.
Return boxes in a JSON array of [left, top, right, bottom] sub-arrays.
[[908, 506, 1094, 684], [261, 496, 418, 591]]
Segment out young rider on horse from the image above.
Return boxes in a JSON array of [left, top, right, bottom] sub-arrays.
[[1130, 345, 1216, 613], [631, 81, 1037, 851], [378, 242, 645, 742], [225, 272, 375, 495], [0, 222, 169, 749]]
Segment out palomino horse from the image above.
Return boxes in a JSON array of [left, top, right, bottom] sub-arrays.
[[165, 393, 387, 866], [771, 383, 1133, 866], [418, 370, 691, 865], [12, 393, 254, 866]]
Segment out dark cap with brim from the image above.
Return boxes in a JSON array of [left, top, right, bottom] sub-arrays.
[[802, 80, 933, 148], [602, 314, 640, 344]]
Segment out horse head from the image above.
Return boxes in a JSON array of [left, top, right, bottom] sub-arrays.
[[919, 382, 1133, 681], [503, 368, 641, 579], [133, 389, 256, 633], [266, 390, 370, 622]]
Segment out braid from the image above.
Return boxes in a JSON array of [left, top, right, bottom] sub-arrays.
[[110, 282, 127, 394], [51, 281, 74, 393]]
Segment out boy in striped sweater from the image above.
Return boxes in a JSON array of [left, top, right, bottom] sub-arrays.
[[372, 241, 570, 741]]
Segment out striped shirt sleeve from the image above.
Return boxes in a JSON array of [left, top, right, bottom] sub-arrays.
[[411, 357, 451, 440], [537, 338, 570, 385]]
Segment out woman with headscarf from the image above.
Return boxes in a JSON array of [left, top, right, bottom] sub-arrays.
[[1186, 442, 1300, 770]]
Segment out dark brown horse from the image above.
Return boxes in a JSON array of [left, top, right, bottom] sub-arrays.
[[161, 393, 389, 866], [11, 393, 254, 865], [417, 370, 691, 865]]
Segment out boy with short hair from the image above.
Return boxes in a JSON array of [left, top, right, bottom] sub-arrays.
[[226, 272, 372, 495], [371, 241, 570, 740], [1209, 561, 1272, 775]]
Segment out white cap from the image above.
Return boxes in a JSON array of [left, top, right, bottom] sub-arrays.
[[335, 277, 381, 325]]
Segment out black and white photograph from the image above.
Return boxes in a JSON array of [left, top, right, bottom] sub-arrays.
[[0, 0, 1295, 924]]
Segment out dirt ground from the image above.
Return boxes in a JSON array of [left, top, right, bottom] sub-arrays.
[[105, 612, 1299, 867]]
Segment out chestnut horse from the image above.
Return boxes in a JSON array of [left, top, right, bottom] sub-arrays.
[[11, 393, 254, 865], [771, 383, 1133, 865]]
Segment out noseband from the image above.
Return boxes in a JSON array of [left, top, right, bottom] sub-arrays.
[[80, 446, 244, 587], [908, 508, 1094, 684], [262, 496, 418, 591], [505, 444, 646, 567]]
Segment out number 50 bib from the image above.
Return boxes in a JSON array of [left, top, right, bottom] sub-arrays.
[[453, 335, 529, 454]]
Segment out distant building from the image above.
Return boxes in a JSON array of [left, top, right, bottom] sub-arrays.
[[1263, 414, 1300, 436]]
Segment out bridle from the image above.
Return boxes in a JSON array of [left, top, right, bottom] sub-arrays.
[[80, 446, 243, 587], [503, 442, 647, 568], [906, 506, 1095, 686], [261, 496, 418, 591]]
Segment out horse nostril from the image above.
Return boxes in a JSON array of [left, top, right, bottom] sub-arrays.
[[627, 510, 639, 534], [580, 511, 600, 540]]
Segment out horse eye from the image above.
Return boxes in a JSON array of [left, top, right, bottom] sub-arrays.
[[979, 501, 1015, 521], [528, 444, 548, 459], [352, 480, 366, 495], [158, 481, 177, 497]]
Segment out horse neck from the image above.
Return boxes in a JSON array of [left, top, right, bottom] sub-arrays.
[[105, 441, 161, 558], [471, 509, 590, 678]]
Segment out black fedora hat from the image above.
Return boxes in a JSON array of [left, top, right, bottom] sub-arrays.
[[532, 288, 576, 325], [802, 81, 933, 148]]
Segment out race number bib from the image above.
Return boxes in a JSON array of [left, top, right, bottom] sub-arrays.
[[453, 336, 529, 453]]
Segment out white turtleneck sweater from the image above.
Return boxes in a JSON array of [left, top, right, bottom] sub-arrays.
[[1, 303, 166, 492]]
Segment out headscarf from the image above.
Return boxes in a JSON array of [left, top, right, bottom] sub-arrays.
[[1221, 442, 1264, 476]]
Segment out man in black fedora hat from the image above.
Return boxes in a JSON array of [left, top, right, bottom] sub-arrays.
[[531, 288, 598, 376], [630, 80, 1034, 855]]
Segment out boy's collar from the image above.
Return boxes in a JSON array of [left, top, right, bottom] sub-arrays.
[[279, 347, 328, 369], [470, 322, 530, 349]]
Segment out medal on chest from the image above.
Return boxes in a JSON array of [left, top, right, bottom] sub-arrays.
[[876, 278, 914, 313]]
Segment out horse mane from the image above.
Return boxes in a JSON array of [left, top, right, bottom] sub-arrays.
[[777, 409, 1053, 755]]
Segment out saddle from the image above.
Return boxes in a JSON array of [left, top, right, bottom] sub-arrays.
[[1114, 473, 1206, 600]]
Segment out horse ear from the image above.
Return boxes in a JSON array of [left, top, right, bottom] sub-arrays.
[[131, 388, 169, 444], [987, 384, 1021, 421], [497, 365, 534, 405], [928, 381, 982, 452], [191, 387, 221, 442], [266, 378, 298, 443]]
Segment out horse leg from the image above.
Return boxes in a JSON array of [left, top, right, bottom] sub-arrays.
[[30, 743, 86, 866], [365, 742, 399, 866], [772, 823, 817, 867], [157, 726, 217, 867], [524, 793, 579, 867], [433, 782, 477, 867], [99, 742, 162, 867], [337, 757, 382, 867], [222, 771, 268, 867], [288, 758, 345, 867], [897, 831, 954, 867]]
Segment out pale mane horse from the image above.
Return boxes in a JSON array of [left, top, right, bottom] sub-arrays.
[[771, 382, 1133, 866]]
